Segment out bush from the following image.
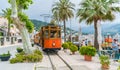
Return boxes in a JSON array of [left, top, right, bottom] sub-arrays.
[[79, 46, 96, 56], [67, 42, 73, 46], [62, 42, 69, 49], [26, 54, 43, 62], [16, 47, 23, 53], [10, 49, 43, 64], [10, 52, 26, 64], [69, 45, 78, 53], [0, 32, 3, 36], [34, 49, 42, 55]]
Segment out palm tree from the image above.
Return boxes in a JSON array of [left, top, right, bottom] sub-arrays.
[[52, 0, 75, 42], [77, 0, 120, 50], [2, 8, 13, 40]]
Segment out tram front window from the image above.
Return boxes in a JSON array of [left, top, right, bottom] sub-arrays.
[[50, 30, 57, 38]]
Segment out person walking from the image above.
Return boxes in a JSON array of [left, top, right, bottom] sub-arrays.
[[112, 39, 119, 60]]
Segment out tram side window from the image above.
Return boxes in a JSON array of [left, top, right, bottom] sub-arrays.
[[50, 30, 57, 38], [58, 31, 61, 38], [44, 30, 49, 38]]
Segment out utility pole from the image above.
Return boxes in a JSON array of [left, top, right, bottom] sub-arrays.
[[40, 14, 52, 23]]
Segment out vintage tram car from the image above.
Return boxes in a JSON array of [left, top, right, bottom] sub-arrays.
[[34, 24, 61, 51]]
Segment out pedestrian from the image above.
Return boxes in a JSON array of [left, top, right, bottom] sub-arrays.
[[85, 39, 88, 46], [112, 39, 119, 60], [82, 40, 86, 46]]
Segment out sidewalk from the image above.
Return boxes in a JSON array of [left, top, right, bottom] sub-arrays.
[[58, 50, 119, 70], [0, 43, 23, 48], [0, 43, 34, 70]]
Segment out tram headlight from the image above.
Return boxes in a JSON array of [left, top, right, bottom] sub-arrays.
[[52, 42, 55, 46]]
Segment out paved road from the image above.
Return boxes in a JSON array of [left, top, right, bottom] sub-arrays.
[[0, 44, 35, 70]]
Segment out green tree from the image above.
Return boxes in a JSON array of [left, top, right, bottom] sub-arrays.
[[10, 0, 34, 54], [52, 0, 75, 42], [2, 8, 13, 40], [77, 0, 120, 49]]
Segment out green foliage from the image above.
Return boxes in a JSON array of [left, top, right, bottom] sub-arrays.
[[52, 0, 75, 22], [0, 51, 11, 57], [16, 47, 23, 53], [10, 53, 25, 64], [0, 32, 3, 36], [79, 46, 96, 56], [77, 0, 120, 24], [18, 12, 34, 33], [25, 53, 43, 62], [18, 12, 29, 22], [10, 49, 43, 64], [26, 20, 34, 33], [34, 49, 42, 55], [8, 0, 34, 33], [99, 55, 110, 65], [69, 45, 78, 52], [62, 42, 69, 49], [67, 42, 73, 46], [117, 60, 120, 70], [9, 0, 33, 10], [2, 8, 13, 23]]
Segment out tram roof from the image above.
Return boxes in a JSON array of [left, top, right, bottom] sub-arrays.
[[44, 23, 61, 27]]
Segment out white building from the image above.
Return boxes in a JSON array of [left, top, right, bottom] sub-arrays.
[[0, 17, 8, 36]]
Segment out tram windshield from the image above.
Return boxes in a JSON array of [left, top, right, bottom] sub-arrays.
[[50, 30, 60, 38]]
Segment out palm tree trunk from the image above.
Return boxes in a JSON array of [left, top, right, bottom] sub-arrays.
[[7, 23, 10, 41], [10, 0, 32, 54], [97, 21, 102, 50], [94, 20, 99, 50], [63, 20, 66, 42]]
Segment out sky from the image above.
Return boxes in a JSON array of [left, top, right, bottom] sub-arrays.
[[0, 0, 120, 31]]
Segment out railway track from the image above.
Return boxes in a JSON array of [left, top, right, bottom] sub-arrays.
[[47, 51, 73, 70]]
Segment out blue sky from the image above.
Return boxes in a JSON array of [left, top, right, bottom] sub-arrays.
[[0, 0, 120, 31]]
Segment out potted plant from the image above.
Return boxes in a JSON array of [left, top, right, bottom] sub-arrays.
[[79, 46, 96, 61], [69, 45, 78, 54], [16, 47, 23, 53], [117, 60, 120, 70], [99, 55, 110, 70], [0, 51, 11, 61]]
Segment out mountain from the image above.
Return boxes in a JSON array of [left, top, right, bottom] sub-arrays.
[[30, 19, 75, 33], [30, 19, 48, 31], [81, 23, 120, 35]]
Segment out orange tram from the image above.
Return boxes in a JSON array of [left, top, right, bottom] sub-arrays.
[[34, 24, 61, 51]]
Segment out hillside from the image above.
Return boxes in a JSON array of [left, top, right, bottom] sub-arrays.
[[30, 19, 75, 33], [81, 23, 120, 35], [30, 19, 48, 31]]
